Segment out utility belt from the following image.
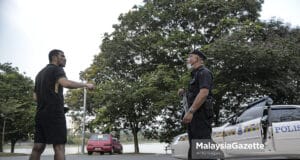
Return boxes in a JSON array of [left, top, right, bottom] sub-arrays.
[[194, 97, 213, 112], [187, 92, 213, 108], [181, 93, 214, 121], [188, 96, 214, 122]]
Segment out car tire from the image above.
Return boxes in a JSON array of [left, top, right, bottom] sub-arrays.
[[87, 151, 93, 155], [119, 148, 123, 154]]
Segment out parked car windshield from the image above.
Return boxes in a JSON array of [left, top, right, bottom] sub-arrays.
[[89, 134, 110, 141]]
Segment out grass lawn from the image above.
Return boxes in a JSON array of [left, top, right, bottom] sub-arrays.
[[0, 152, 28, 157]]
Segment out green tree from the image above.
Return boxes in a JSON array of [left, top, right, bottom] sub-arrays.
[[64, 89, 85, 134], [66, 0, 265, 150], [141, 65, 187, 143], [205, 20, 300, 123], [0, 63, 35, 153]]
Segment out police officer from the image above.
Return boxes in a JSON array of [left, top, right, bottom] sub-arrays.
[[182, 49, 214, 160]]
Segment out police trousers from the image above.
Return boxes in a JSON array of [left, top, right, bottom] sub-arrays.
[[187, 100, 213, 160]]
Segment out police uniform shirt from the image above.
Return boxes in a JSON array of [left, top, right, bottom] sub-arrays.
[[187, 66, 213, 107]]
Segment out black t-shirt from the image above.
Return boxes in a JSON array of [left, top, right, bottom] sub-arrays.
[[187, 66, 213, 107], [34, 64, 66, 119]]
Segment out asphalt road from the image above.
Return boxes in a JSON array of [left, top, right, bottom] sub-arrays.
[[0, 154, 179, 160], [1, 154, 297, 160]]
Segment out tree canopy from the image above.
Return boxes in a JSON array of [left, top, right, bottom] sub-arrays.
[[0, 63, 35, 153], [65, 0, 300, 152], [205, 20, 300, 122]]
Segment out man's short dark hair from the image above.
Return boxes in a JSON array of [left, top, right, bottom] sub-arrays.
[[49, 49, 63, 62]]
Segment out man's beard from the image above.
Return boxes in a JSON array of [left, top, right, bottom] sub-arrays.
[[186, 64, 192, 70]]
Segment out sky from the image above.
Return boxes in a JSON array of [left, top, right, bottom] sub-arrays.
[[1, 0, 300, 82], [0, 0, 143, 81]]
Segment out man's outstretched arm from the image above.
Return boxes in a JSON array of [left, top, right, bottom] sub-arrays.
[[58, 77, 94, 89]]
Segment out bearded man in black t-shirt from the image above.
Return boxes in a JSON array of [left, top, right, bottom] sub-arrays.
[[29, 49, 94, 160]]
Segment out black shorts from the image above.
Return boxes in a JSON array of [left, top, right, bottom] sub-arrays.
[[34, 117, 67, 144]]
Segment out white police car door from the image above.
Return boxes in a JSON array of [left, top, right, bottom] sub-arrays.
[[270, 106, 300, 154], [171, 133, 189, 159], [236, 118, 263, 154], [224, 105, 264, 155], [223, 124, 238, 154]]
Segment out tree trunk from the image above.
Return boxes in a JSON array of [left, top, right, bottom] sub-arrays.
[[131, 122, 139, 153], [10, 140, 16, 153], [132, 129, 139, 153], [0, 136, 2, 152], [0, 118, 6, 152]]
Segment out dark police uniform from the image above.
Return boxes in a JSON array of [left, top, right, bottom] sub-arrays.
[[187, 66, 213, 159], [34, 64, 67, 144]]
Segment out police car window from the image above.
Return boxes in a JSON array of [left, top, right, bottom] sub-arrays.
[[236, 102, 265, 123], [270, 107, 300, 123]]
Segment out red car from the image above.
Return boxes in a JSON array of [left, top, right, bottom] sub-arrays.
[[86, 134, 123, 155]]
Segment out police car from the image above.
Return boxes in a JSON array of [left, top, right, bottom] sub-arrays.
[[170, 133, 189, 158], [171, 97, 300, 159]]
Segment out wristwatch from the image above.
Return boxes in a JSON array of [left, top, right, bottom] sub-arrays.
[[188, 108, 195, 114]]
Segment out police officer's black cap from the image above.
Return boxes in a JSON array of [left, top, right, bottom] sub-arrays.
[[189, 49, 207, 60]]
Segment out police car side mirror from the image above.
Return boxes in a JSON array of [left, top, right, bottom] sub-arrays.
[[230, 117, 236, 125]]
